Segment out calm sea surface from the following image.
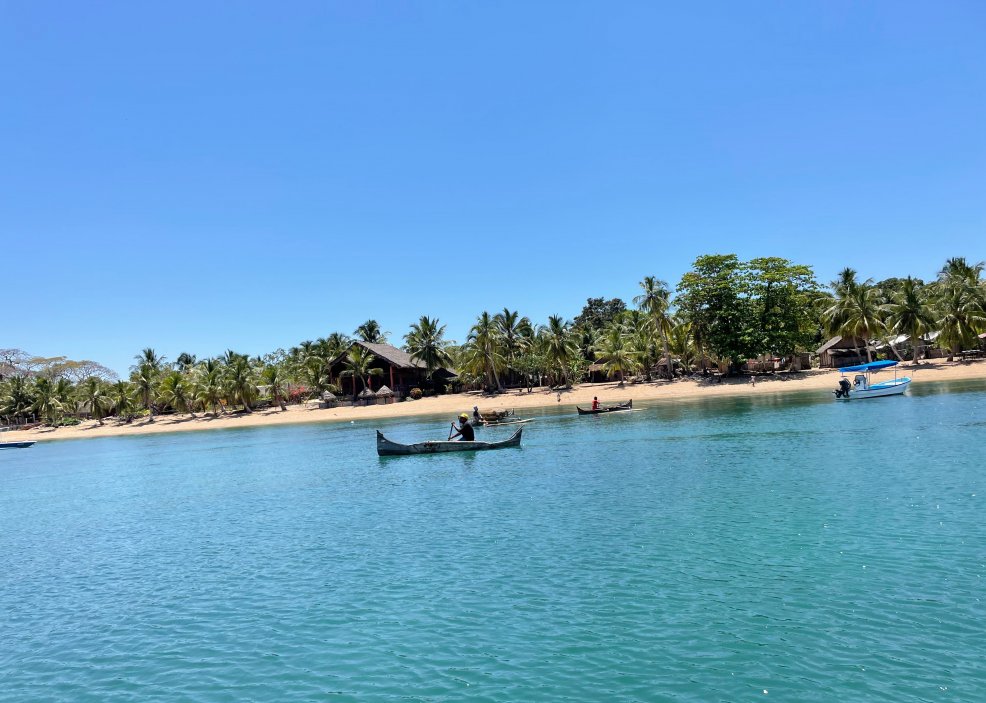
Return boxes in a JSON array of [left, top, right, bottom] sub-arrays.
[[2, 381, 985, 702]]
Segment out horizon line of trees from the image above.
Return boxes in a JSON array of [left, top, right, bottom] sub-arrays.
[[3, 255, 985, 427]]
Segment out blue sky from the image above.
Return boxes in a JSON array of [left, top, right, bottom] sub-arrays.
[[3, 1, 984, 375]]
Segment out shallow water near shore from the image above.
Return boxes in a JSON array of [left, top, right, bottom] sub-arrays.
[[3, 381, 985, 702]]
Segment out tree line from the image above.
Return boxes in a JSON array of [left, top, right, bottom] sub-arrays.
[[2, 255, 984, 427]]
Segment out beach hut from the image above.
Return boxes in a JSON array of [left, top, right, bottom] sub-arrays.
[[321, 391, 338, 408], [328, 341, 456, 399], [357, 388, 377, 406], [816, 336, 867, 368], [375, 385, 395, 404]]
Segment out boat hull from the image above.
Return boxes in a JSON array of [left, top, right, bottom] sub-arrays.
[[377, 428, 523, 456], [0, 441, 36, 449], [837, 378, 911, 400], [577, 400, 632, 415]]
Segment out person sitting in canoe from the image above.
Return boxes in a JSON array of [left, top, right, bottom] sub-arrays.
[[591, 396, 600, 411], [450, 413, 475, 441]]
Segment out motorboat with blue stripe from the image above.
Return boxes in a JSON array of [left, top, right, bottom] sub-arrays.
[[833, 360, 910, 400]]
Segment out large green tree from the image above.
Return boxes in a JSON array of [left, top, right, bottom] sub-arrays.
[[676, 255, 756, 372]]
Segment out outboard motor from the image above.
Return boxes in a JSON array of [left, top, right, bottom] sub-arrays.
[[835, 377, 852, 398]]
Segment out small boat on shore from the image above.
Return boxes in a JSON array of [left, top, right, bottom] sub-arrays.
[[0, 440, 36, 449], [576, 400, 633, 415], [833, 360, 911, 400], [376, 427, 523, 456]]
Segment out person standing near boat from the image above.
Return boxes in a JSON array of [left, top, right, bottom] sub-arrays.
[[473, 406, 481, 424], [450, 413, 475, 441]]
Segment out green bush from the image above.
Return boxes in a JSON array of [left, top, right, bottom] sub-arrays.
[[409, 388, 423, 400]]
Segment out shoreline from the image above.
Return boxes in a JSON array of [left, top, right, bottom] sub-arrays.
[[5, 358, 986, 444]]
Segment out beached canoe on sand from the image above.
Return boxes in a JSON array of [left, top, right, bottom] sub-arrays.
[[576, 400, 632, 415], [376, 428, 523, 456]]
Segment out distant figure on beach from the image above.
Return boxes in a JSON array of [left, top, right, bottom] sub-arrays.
[[591, 396, 600, 411], [751, 375, 756, 387], [557, 391, 561, 402], [473, 406, 481, 423], [450, 413, 474, 441]]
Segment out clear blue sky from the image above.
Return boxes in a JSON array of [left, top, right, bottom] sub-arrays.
[[3, 1, 984, 376]]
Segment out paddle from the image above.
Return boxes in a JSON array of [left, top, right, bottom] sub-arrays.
[[447, 423, 455, 441]]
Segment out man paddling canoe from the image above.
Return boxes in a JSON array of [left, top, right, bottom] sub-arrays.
[[449, 413, 475, 441]]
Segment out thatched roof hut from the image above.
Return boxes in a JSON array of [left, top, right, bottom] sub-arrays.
[[375, 385, 394, 397]]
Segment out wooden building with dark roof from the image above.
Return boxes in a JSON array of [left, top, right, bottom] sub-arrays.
[[328, 341, 456, 399]]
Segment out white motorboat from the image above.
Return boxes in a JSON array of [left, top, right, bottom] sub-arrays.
[[833, 360, 911, 400]]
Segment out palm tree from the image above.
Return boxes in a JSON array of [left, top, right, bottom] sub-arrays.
[[935, 285, 986, 359], [261, 365, 289, 411], [355, 320, 388, 344], [592, 323, 640, 382], [0, 376, 35, 425], [78, 377, 111, 425], [338, 346, 383, 398], [494, 309, 533, 382], [821, 272, 885, 362], [302, 356, 332, 399], [543, 315, 577, 386], [634, 277, 674, 379], [195, 359, 225, 416], [405, 316, 453, 381], [110, 381, 134, 420], [134, 348, 165, 372], [54, 378, 75, 418], [176, 352, 197, 373], [224, 353, 258, 412], [884, 277, 934, 363], [131, 363, 158, 422], [32, 377, 63, 425], [159, 371, 196, 417], [467, 311, 505, 390]]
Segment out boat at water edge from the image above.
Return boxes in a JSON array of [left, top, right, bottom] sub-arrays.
[[576, 400, 633, 415], [833, 360, 911, 400], [0, 440, 36, 449], [376, 427, 523, 456]]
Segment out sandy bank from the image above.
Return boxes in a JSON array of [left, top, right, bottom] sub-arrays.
[[5, 359, 986, 444]]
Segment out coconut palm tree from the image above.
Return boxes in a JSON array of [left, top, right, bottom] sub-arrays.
[[592, 323, 641, 382], [159, 370, 196, 417], [195, 359, 225, 416], [78, 376, 112, 425], [405, 316, 453, 381], [1, 376, 35, 425], [224, 353, 258, 412], [338, 346, 383, 399], [54, 378, 75, 418], [467, 311, 505, 391], [634, 277, 674, 379], [32, 377, 63, 425], [131, 363, 158, 422], [176, 352, 197, 373], [355, 320, 388, 344], [134, 348, 165, 372], [302, 356, 332, 399], [110, 381, 134, 421], [494, 309, 533, 382], [543, 315, 577, 386], [884, 277, 935, 363], [261, 365, 289, 411], [935, 285, 986, 359]]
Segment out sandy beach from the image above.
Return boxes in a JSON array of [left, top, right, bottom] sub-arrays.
[[5, 358, 985, 444]]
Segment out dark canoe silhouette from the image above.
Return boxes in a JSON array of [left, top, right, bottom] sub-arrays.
[[0, 440, 36, 449], [377, 427, 523, 456], [576, 399, 633, 415]]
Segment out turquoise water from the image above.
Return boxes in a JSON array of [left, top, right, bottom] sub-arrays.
[[2, 382, 985, 702]]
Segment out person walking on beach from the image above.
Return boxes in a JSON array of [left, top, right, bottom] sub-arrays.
[[591, 396, 600, 411], [450, 413, 475, 441]]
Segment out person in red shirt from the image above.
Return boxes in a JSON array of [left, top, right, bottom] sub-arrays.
[[591, 396, 600, 411]]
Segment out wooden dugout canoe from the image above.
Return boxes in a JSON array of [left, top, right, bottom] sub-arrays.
[[376, 427, 523, 456], [576, 399, 633, 415]]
